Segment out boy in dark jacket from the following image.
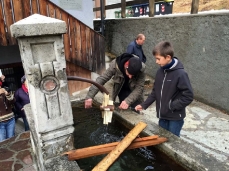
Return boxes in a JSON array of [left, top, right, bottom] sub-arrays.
[[135, 41, 193, 136]]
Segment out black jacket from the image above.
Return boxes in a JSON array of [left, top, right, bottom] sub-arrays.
[[141, 58, 193, 120]]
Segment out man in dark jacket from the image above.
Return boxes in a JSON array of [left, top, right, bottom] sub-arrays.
[[135, 41, 193, 137], [85, 53, 145, 111], [127, 34, 147, 63]]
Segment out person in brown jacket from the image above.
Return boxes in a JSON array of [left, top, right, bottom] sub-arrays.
[[85, 53, 145, 112], [0, 75, 15, 142]]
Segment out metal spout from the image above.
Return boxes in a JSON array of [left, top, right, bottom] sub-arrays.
[[67, 76, 109, 95]]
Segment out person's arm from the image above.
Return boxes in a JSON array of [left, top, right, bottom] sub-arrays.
[[124, 72, 145, 106], [170, 72, 193, 111], [85, 60, 116, 108]]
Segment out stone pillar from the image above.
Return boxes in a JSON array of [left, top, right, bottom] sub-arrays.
[[10, 14, 78, 171]]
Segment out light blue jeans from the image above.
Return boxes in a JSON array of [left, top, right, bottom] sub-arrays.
[[0, 117, 15, 142], [159, 119, 184, 137]]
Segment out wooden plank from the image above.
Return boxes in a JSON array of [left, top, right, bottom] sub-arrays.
[[149, 0, 155, 17], [69, 16, 76, 60], [68, 137, 167, 160], [22, 0, 31, 18], [48, 3, 55, 18], [38, 0, 47, 15], [92, 122, 147, 171], [12, 0, 23, 22], [85, 27, 90, 67], [3, 0, 16, 45], [191, 0, 199, 14], [75, 20, 81, 65], [121, 0, 126, 18], [80, 23, 87, 68], [0, 2, 7, 45], [61, 12, 70, 62], [65, 135, 162, 160], [31, 0, 39, 14], [90, 30, 95, 71], [55, 7, 61, 19], [93, 0, 162, 12]]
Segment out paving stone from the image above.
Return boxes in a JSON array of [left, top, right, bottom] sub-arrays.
[[10, 139, 30, 151], [22, 154, 33, 165], [16, 150, 31, 164], [0, 148, 14, 160], [18, 132, 30, 140], [0, 136, 16, 147], [0, 161, 14, 171], [14, 163, 23, 171]]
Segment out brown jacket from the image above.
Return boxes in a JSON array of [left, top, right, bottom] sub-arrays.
[[86, 56, 145, 106], [0, 92, 15, 121]]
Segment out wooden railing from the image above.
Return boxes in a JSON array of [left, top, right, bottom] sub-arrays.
[[0, 0, 105, 74]]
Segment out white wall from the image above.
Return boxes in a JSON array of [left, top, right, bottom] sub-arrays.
[[50, 0, 94, 28]]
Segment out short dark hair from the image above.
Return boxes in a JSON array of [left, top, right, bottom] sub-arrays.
[[152, 41, 174, 58]]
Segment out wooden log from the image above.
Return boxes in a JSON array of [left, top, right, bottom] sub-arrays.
[[64, 135, 168, 160], [121, 0, 126, 18], [92, 122, 147, 171]]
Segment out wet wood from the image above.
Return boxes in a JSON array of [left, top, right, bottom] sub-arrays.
[[92, 121, 147, 171], [65, 135, 167, 160]]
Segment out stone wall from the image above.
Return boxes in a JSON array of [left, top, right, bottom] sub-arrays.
[[94, 11, 229, 113]]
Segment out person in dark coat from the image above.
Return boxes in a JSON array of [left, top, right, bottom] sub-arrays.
[[127, 34, 147, 63], [14, 76, 30, 131], [135, 41, 193, 137]]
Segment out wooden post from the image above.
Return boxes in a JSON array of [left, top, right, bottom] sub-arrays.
[[191, 0, 199, 14], [92, 122, 147, 171], [121, 0, 126, 18], [149, 0, 155, 17]]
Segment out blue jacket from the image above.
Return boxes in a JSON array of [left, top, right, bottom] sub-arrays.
[[14, 88, 30, 117], [127, 40, 146, 63], [141, 58, 193, 120]]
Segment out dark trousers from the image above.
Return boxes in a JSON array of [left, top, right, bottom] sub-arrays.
[[159, 119, 184, 137]]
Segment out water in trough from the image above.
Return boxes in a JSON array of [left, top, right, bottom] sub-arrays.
[[72, 105, 188, 171]]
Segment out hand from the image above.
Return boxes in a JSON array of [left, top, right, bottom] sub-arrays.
[[85, 99, 92, 108], [119, 101, 129, 109], [135, 105, 143, 111], [21, 108, 24, 111], [0, 88, 7, 95]]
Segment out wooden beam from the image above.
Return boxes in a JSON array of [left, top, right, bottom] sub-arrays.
[[121, 0, 126, 18], [191, 0, 199, 14], [93, 0, 161, 12], [92, 122, 147, 171], [149, 0, 155, 17], [65, 135, 167, 160]]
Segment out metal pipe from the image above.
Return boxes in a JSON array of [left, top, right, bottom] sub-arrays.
[[67, 76, 109, 95]]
